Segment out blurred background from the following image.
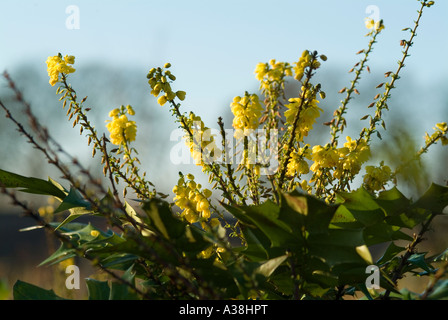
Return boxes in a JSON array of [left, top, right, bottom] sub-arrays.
[[0, 0, 447, 299]]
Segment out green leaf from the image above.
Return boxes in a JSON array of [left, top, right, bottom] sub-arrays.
[[0, 169, 67, 199], [407, 253, 432, 273], [38, 242, 76, 267], [54, 186, 91, 213], [225, 199, 301, 249], [376, 242, 405, 265], [238, 225, 270, 260], [375, 187, 411, 217], [431, 248, 448, 262], [86, 279, 110, 300], [412, 183, 448, 214], [363, 222, 412, 246], [336, 188, 385, 227], [256, 254, 288, 277], [427, 280, 448, 300], [142, 198, 185, 240], [109, 265, 140, 300], [308, 228, 368, 266], [13, 280, 66, 300]]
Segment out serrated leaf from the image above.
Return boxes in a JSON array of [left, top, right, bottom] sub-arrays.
[[407, 253, 432, 273], [54, 186, 91, 214], [337, 188, 385, 227], [0, 169, 67, 199], [412, 183, 448, 214]]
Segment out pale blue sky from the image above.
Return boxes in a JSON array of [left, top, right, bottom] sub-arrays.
[[0, 1, 447, 184], [1, 1, 447, 116], [0, 0, 447, 199]]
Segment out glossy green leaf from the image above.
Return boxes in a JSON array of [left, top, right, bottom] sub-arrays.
[[13, 280, 66, 300], [256, 254, 288, 277], [412, 183, 448, 214], [0, 169, 67, 199], [407, 253, 433, 273], [86, 278, 110, 300]]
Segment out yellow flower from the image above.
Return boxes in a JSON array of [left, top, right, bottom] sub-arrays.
[[106, 113, 137, 145], [126, 105, 135, 116], [255, 60, 293, 92], [157, 95, 168, 106], [310, 145, 339, 172], [108, 108, 120, 117], [293, 50, 313, 82], [363, 163, 392, 192], [231, 93, 263, 132], [46, 54, 76, 86], [172, 175, 213, 224], [285, 97, 323, 141], [365, 18, 375, 30], [435, 122, 447, 133], [365, 18, 385, 31]]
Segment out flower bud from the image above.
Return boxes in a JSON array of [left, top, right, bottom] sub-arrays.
[[176, 90, 186, 101]]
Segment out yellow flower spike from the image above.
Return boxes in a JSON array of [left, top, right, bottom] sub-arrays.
[[46, 54, 76, 86], [363, 164, 392, 192], [105, 112, 137, 145]]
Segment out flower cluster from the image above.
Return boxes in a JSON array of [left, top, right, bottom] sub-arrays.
[[310, 144, 339, 173], [147, 63, 186, 106], [254, 59, 292, 92], [293, 50, 324, 82], [172, 174, 213, 224], [425, 122, 448, 146], [333, 137, 371, 179], [230, 92, 263, 136], [105, 105, 137, 146], [284, 94, 323, 141], [184, 112, 221, 167], [286, 144, 311, 177], [365, 18, 385, 32], [363, 162, 392, 192], [46, 54, 76, 86]]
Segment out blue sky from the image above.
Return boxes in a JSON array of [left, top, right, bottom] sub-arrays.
[[1, 1, 447, 113], [0, 0, 447, 189]]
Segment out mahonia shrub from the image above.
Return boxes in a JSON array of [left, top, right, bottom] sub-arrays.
[[0, 0, 447, 300]]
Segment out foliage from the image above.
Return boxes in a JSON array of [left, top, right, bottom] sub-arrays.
[[0, 0, 447, 300]]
